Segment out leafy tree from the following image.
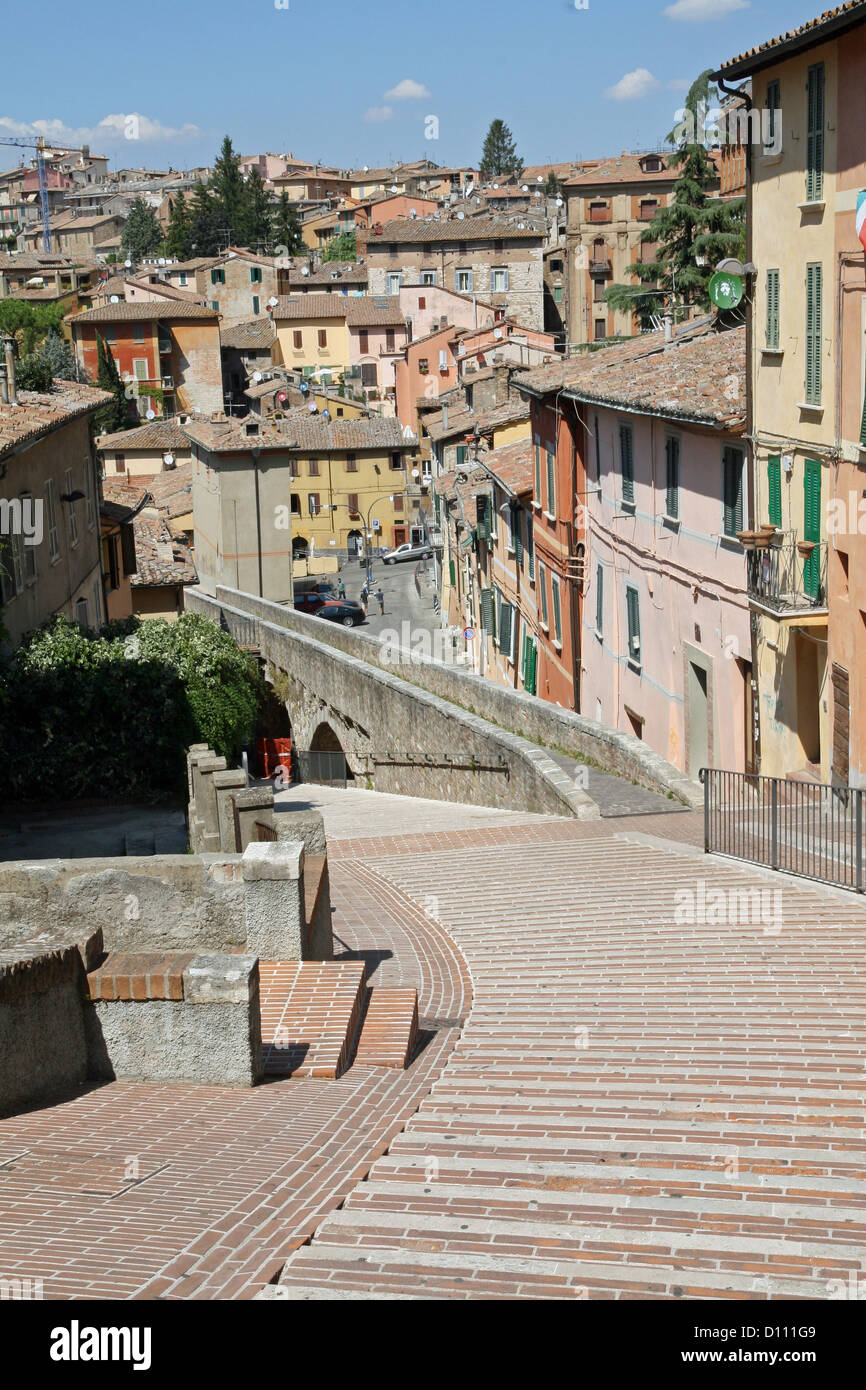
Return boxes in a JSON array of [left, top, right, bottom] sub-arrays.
[[480, 119, 523, 179], [321, 230, 356, 263], [238, 168, 273, 250], [121, 196, 163, 262], [272, 190, 303, 256], [38, 329, 78, 380], [163, 190, 192, 260], [544, 170, 563, 197], [93, 332, 129, 434], [0, 300, 66, 356], [187, 179, 221, 257], [15, 353, 53, 392], [210, 135, 245, 246], [604, 70, 746, 331]]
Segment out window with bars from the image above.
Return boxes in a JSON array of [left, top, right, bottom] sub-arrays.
[[805, 262, 822, 404], [806, 63, 825, 202], [722, 446, 744, 536], [766, 269, 780, 349], [626, 584, 641, 668], [767, 456, 782, 526], [665, 435, 680, 520], [619, 424, 634, 504]]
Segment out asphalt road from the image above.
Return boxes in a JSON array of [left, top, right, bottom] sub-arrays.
[[337, 554, 440, 641]]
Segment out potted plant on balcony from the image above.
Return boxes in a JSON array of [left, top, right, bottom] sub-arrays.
[[736, 529, 759, 548], [796, 539, 816, 558]]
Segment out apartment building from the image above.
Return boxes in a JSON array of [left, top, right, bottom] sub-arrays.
[[270, 294, 408, 398], [67, 301, 222, 421], [362, 217, 545, 330], [278, 261, 367, 296], [97, 420, 192, 482]]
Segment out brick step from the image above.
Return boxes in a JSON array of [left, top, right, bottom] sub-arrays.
[[259, 961, 366, 1079], [354, 988, 419, 1069]]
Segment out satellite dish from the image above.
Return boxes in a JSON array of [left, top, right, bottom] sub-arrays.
[[228, 250, 237, 258], [124, 259, 132, 269], [267, 296, 278, 307], [536, 175, 543, 183], [521, 185, 528, 192], [493, 327, 502, 339], [110, 294, 120, 303], [301, 265, 310, 276], [253, 370, 263, 382], [556, 197, 563, 207], [322, 409, 330, 420], [299, 381, 309, 394], [307, 400, 317, 412], [163, 452, 175, 467], [276, 391, 288, 403], [146, 409, 156, 420], [409, 209, 416, 218], [457, 211, 465, 220], [158, 257, 166, 265], [492, 183, 499, 189], [390, 184, 398, 192]]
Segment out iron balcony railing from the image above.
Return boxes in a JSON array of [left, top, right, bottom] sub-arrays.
[[701, 768, 865, 893], [745, 532, 827, 615]]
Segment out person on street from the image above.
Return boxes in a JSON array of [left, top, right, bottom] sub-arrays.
[[375, 586, 385, 615], [337, 577, 346, 598]]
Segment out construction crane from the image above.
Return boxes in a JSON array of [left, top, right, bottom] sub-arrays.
[[0, 136, 91, 253]]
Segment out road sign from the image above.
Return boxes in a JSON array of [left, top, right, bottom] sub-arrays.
[[464, 627, 476, 640]]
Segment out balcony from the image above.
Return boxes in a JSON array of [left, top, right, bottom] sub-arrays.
[[745, 531, 827, 618], [588, 257, 612, 278]]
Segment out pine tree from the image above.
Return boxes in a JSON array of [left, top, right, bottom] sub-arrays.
[[272, 190, 303, 256], [237, 168, 273, 250], [121, 196, 163, 262], [480, 120, 523, 179], [93, 333, 129, 434], [210, 135, 245, 246], [187, 180, 220, 258], [544, 170, 562, 197], [322, 231, 356, 263], [164, 191, 192, 260], [604, 70, 746, 332]]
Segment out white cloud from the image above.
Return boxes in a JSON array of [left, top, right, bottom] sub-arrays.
[[604, 69, 660, 101], [665, 0, 749, 21], [384, 78, 431, 101], [364, 105, 393, 124], [0, 113, 200, 145]]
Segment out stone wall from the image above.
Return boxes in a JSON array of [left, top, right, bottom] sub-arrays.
[[0, 933, 95, 1116], [188, 586, 700, 809]]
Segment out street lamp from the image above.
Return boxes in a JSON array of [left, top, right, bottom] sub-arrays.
[[322, 497, 394, 588]]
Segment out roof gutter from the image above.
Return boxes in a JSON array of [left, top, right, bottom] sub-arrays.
[[711, 2, 866, 81]]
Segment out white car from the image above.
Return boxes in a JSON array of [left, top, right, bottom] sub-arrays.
[[382, 541, 432, 564]]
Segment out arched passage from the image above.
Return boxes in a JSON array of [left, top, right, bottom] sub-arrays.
[[306, 722, 354, 783]]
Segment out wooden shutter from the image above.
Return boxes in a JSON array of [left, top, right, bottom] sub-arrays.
[[120, 523, 137, 576], [620, 425, 634, 504], [456, 444, 467, 467], [767, 456, 782, 526], [805, 262, 822, 404], [480, 587, 496, 638], [534, 443, 541, 500], [766, 269, 779, 349], [665, 436, 679, 519], [448, 558, 456, 586], [803, 457, 822, 598], [513, 506, 523, 562], [546, 449, 555, 513], [525, 639, 537, 695], [498, 600, 513, 656], [831, 664, 850, 786], [861, 381, 866, 447], [626, 586, 641, 663], [723, 447, 744, 536], [476, 492, 490, 539], [526, 516, 534, 579], [806, 63, 825, 202], [596, 563, 603, 635]]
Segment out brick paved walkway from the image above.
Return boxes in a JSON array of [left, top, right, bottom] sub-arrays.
[[275, 815, 866, 1301]]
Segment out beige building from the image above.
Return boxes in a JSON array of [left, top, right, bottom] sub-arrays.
[[97, 420, 192, 482], [1, 374, 111, 649]]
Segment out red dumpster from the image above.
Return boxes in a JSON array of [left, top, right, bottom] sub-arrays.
[[256, 737, 292, 781]]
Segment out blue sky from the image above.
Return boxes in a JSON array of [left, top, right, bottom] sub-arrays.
[[0, 0, 823, 172]]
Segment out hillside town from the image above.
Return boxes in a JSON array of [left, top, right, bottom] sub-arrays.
[[1, 0, 866, 1336]]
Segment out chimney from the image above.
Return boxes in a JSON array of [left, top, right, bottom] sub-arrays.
[[662, 314, 673, 344], [3, 335, 17, 405]]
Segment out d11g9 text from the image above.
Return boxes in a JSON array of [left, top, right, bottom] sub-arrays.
[[694, 1326, 816, 1342]]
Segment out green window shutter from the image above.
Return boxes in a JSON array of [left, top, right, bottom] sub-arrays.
[[596, 563, 604, 635], [513, 506, 523, 562], [524, 637, 537, 694], [620, 425, 634, 503], [805, 262, 822, 405], [766, 269, 780, 350], [534, 442, 541, 501], [449, 558, 455, 586], [546, 448, 556, 513], [480, 587, 496, 639], [723, 447, 744, 536], [803, 458, 822, 597], [806, 63, 825, 202], [767, 456, 782, 526], [526, 516, 535, 579], [476, 492, 490, 539], [551, 577, 562, 644], [665, 436, 679, 519], [499, 600, 513, 657], [456, 444, 467, 467]]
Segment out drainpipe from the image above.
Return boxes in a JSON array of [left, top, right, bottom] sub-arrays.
[[252, 448, 263, 597], [3, 335, 16, 405]]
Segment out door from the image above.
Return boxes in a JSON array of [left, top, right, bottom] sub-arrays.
[[803, 458, 822, 598], [687, 660, 709, 777], [795, 631, 821, 766], [740, 657, 756, 775], [393, 526, 407, 547], [831, 663, 850, 786]]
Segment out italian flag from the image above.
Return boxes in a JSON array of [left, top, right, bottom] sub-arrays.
[[858, 190, 866, 252]]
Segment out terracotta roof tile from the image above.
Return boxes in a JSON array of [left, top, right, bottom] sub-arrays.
[[219, 317, 276, 350], [68, 301, 218, 323], [716, 1, 866, 77], [97, 420, 192, 451], [365, 216, 544, 244], [183, 409, 415, 454], [0, 379, 113, 458]]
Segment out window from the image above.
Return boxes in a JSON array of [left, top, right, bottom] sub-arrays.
[[43, 478, 59, 563], [527, 515, 534, 580], [550, 258, 563, 273], [455, 269, 473, 293], [626, 584, 641, 668], [480, 587, 496, 640], [595, 562, 603, 635], [765, 269, 780, 350], [347, 492, 360, 514], [211, 300, 220, 312], [84, 457, 95, 529], [420, 271, 437, 285], [766, 79, 780, 146], [551, 575, 562, 646], [252, 296, 260, 315], [417, 297, 427, 311], [361, 362, 377, 386], [65, 467, 78, 547], [309, 493, 321, 516], [250, 266, 262, 283], [594, 319, 607, 341], [418, 357, 428, 374], [665, 435, 680, 520], [554, 286, 563, 303], [211, 268, 225, 285], [293, 330, 302, 350], [639, 200, 657, 221], [288, 459, 300, 478], [767, 456, 782, 527], [385, 329, 395, 351], [619, 424, 634, 504], [113, 452, 125, 473], [538, 563, 549, 629], [513, 505, 523, 562], [390, 452, 402, 470], [589, 201, 610, 223], [392, 493, 403, 512], [806, 63, 825, 202], [346, 454, 357, 472], [290, 494, 301, 515], [133, 323, 145, 343], [490, 268, 509, 293], [178, 273, 187, 286], [593, 414, 600, 480], [318, 329, 327, 349], [522, 632, 537, 694], [456, 444, 467, 468], [805, 262, 822, 404], [133, 358, 148, 381], [75, 597, 89, 628], [534, 440, 541, 502], [722, 445, 744, 536], [359, 330, 369, 353], [593, 278, 605, 302], [386, 273, 402, 294], [308, 459, 320, 477], [545, 447, 556, 515]]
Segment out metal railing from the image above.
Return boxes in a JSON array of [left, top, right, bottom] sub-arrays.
[[295, 750, 348, 787], [745, 534, 827, 615], [702, 768, 865, 892]]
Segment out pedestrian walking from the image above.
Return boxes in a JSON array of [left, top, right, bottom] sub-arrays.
[[360, 583, 369, 611], [337, 577, 346, 598], [375, 586, 385, 615]]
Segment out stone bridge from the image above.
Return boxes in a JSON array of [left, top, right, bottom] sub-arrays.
[[186, 586, 702, 820]]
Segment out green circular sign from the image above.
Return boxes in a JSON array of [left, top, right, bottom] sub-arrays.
[[709, 271, 744, 309]]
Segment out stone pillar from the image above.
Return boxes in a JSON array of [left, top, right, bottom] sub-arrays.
[[243, 840, 305, 960], [197, 755, 227, 853], [213, 769, 248, 852], [187, 744, 210, 803], [187, 745, 212, 850], [232, 786, 275, 852]]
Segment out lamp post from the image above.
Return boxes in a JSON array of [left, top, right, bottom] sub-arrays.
[[322, 496, 393, 590]]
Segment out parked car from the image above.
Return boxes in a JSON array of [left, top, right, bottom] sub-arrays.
[[382, 541, 432, 564], [315, 599, 366, 628], [293, 577, 338, 598], [294, 591, 329, 614]]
